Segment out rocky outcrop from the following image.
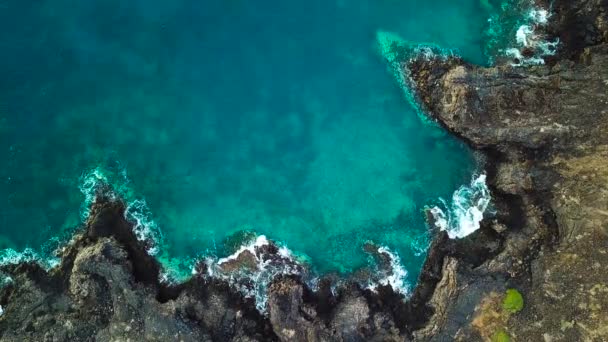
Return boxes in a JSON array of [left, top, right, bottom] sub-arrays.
[[406, 0, 608, 340], [0, 200, 414, 341], [0, 201, 270, 341], [1, 0, 607, 341]]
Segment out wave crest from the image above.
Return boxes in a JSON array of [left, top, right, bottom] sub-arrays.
[[485, 1, 558, 66], [80, 167, 163, 255], [368, 246, 410, 296], [430, 174, 492, 239], [200, 235, 304, 312]]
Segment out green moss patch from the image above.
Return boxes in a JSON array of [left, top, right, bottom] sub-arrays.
[[491, 330, 511, 342], [502, 289, 524, 314]]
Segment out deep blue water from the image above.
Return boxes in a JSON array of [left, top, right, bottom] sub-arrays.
[[0, 0, 526, 284]]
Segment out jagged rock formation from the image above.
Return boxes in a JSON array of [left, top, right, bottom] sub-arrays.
[[407, 0, 608, 340], [1, 0, 607, 341], [0, 200, 416, 341]]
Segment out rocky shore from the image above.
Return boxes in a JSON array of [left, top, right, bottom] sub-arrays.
[[405, 1, 608, 340], [1, 0, 608, 340]]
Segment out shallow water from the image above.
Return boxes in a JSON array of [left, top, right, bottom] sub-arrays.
[[0, 0, 531, 285]]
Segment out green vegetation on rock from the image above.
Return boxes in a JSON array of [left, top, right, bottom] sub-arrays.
[[502, 288, 524, 314], [491, 329, 511, 342]]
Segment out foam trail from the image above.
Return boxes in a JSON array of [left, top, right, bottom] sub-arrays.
[[376, 247, 409, 296], [79, 167, 163, 256], [0, 248, 59, 270], [505, 6, 559, 66], [0, 248, 60, 288], [216, 236, 270, 264], [431, 174, 491, 239], [203, 235, 303, 312], [124, 198, 162, 256], [79, 167, 112, 221], [0, 166, 163, 288]]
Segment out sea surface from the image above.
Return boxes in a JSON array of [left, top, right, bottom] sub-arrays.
[[0, 0, 541, 289]]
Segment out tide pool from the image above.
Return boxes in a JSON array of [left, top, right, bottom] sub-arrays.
[[0, 0, 527, 287]]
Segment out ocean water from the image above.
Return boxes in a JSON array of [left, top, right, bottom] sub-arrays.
[[0, 0, 538, 288]]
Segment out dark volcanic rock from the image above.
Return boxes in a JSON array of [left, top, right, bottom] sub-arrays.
[[406, 0, 608, 340], [0, 201, 410, 341], [0, 202, 276, 341], [2, 0, 608, 341]]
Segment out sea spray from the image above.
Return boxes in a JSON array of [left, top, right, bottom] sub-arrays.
[[430, 174, 492, 239], [79, 167, 112, 221], [201, 235, 305, 312], [78, 169, 418, 310], [485, 0, 558, 66], [372, 246, 410, 296], [505, 7, 559, 66], [124, 198, 163, 256], [0, 167, 167, 287], [0, 248, 59, 288], [81, 167, 210, 282], [79, 167, 163, 256], [0, 247, 60, 270]]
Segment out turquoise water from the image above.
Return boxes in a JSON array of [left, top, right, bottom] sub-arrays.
[[0, 1, 526, 284]]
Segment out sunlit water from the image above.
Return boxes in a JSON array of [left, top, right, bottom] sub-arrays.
[[0, 0, 541, 286]]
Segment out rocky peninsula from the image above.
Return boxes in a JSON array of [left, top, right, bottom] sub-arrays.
[[1, 0, 607, 340]]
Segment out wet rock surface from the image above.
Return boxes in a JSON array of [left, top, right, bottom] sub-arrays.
[[0, 201, 411, 341], [407, 0, 608, 340], [2, 0, 608, 340]]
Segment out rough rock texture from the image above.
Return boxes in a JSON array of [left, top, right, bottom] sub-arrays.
[[2, 0, 608, 341], [0, 200, 412, 341], [407, 0, 608, 340]]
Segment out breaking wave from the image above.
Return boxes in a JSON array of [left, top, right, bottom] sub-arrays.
[[485, 1, 558, 66], [430, 174, 492, 239], [0, 248, 60, 289], [201, 235, 304, 312], [365, 246, 410, 296], [0, 247, 58, 269], [77, 168, 418, 312], [505, 7, 559, 66], [0, 165, 475, 312], [79, 167, 163, 255]]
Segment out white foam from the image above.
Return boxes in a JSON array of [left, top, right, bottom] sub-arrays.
[[505, 48, 546, 65], [506, 6, 559, 66], [204, 235, 302, 312], [79, 167, 163, 256], [124, 198, 162, 256], [429, 206, 449, 232], [277, 246, 292, 259], [516, 25, 534, 47], [529, 8, 549, 25], [0, 305, 3, 316], [431, 174, 492, 239], [374, 247, 409, 296], [216, 236, 269, 264], [0, 248, 60, 272], [79, 167, 112, 221]]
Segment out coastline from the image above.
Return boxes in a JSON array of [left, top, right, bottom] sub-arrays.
[[407, 0, 608, 339], [1, 0, 608, 340]]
